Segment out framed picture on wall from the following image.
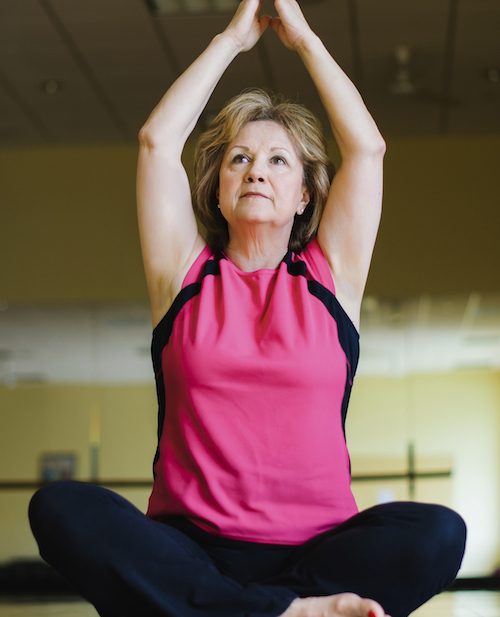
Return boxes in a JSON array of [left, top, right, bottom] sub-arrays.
[[39, 452, 77, 482]]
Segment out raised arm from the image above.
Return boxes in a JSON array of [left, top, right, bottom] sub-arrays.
[[271, 0, 385, 330], [137, 0, 270, 327]]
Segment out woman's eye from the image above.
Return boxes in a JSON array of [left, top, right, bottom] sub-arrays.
[[232, 154, 249, 163], [272, 156, 286, 165]]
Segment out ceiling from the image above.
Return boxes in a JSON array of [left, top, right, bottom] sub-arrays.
[[0, 0, 499, 148], [1, 293, 500, 384]]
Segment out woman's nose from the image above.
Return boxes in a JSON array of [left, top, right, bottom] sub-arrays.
[[246, 161, 266, 183]]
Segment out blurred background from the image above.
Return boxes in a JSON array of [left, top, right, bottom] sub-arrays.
[[1, 0, 500, 583]]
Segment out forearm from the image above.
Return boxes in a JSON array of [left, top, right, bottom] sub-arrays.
[[139, 32, 240, 154], [296, 33, 385, 157]]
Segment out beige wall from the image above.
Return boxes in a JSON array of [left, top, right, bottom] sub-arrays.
[[348, 370, 500, 576], [371, 135, 500, 295], [1, 370, 499, 576], [1, 135, 500, 303], [0, 383, 157, 562], [0, 144, 145, 303]]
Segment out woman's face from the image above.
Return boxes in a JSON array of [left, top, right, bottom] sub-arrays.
[[217, 120, 309, 236]]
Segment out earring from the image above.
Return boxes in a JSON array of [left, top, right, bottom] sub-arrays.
[[217, 203, 220, 209]]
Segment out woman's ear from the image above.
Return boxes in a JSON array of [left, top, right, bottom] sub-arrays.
[[298, 187, 310, 214]]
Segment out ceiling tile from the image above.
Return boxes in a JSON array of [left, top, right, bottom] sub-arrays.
[[0, 0, 498, 146], [0, 0, 127, 143], [49, 0, 175, 136]]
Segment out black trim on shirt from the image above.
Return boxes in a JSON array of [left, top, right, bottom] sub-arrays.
[[152, 257, 221, 377], [150, 256, 221, 476], [283, 251, 360, 436]]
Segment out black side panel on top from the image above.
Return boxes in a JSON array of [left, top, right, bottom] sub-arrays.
[[283, 251, 360, 437], [307, 280, 359, 436], [150, 257, 221, 476]]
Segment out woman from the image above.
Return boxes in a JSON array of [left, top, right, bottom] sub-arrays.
[[29, 1, 466, 616]]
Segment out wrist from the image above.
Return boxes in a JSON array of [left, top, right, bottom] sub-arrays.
[[295, 30, 322, 56], [214, 30, 244, 58]]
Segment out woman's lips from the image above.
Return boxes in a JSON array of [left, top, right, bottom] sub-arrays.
[[242, 192, 268, 199]]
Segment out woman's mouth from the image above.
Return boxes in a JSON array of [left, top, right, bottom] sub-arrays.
[[242, 192, 268, 199]]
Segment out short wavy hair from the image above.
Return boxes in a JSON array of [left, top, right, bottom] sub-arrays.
[[192, 89, 334, 254]]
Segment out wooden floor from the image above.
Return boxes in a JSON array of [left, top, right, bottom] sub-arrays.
[[0, 591, 499, 617], [413, 591, 500, 617], [0, 597, 98, 616]]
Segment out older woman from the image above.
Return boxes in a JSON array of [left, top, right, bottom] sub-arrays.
[[29, 1, 466, 616]]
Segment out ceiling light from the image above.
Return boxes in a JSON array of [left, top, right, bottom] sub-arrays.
[[389, 45, 417, 96], [486, 68, 499, 83], [41, 79, 62, 94]]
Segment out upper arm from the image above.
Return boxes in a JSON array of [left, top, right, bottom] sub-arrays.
[[317, 145, 385, 328], [137, 136, 206, 326]]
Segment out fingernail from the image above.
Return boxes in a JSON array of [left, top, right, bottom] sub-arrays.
[[368, 611, 377, 617]]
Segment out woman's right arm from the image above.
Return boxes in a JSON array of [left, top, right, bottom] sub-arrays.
[[137, 0, 270, 327]]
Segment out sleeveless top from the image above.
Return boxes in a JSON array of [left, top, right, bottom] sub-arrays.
[[146, 238, 359, 545]]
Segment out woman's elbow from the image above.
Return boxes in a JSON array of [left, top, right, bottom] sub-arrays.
[[367, 132, 386, 159], [138, 123, 155, 149], [344, 132, 386, 160], [376, 135, 387, 158]]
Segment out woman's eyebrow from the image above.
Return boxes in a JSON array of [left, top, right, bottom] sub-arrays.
[[228, 144, 292, 153], [269, 146, 292, 154], [228, 144, 250, 151]]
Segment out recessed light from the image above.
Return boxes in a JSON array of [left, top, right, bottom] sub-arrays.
[[41, 79, 62, 94], [486, 68, 499, 84]]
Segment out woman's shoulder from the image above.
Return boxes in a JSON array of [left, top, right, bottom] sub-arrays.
[[151, 236, 209, 329], [298, 237, 336, 295], [181, 241, 214, 288]]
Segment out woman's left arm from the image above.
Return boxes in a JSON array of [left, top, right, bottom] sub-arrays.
[[272, 0, 385, 329]]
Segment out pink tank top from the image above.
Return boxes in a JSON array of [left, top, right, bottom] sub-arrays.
[[147, 239, 359, 544]]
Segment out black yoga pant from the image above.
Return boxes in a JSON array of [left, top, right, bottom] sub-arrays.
[[29, 481, 466, 617]]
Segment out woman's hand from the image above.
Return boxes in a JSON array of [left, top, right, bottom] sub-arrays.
[[224, 0, 271, 53], [270, 0, 315, 51]]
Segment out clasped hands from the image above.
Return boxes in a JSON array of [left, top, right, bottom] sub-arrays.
[[224, 0, 315, 54]]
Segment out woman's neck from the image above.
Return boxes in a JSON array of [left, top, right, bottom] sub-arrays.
[[224, 233, 289, 272]]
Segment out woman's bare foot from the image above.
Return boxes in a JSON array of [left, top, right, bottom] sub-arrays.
[[278, 592, 389, 617]]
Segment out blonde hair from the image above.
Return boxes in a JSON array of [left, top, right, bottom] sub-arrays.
[[193, 89, 334, 253]]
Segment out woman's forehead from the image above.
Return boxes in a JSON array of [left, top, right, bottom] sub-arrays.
[[228, 120, 298, 152]]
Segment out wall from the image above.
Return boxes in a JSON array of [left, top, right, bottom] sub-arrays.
[[348, 370, 500, 576], [371, 135, 500, 295], [0, 383, 157, 562], [0, 143, 144, 303], [1, 135, 500, 303]]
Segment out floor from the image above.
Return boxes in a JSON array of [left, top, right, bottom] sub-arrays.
[[0, 591, 499, 617], [414, 592, 500, 617]]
